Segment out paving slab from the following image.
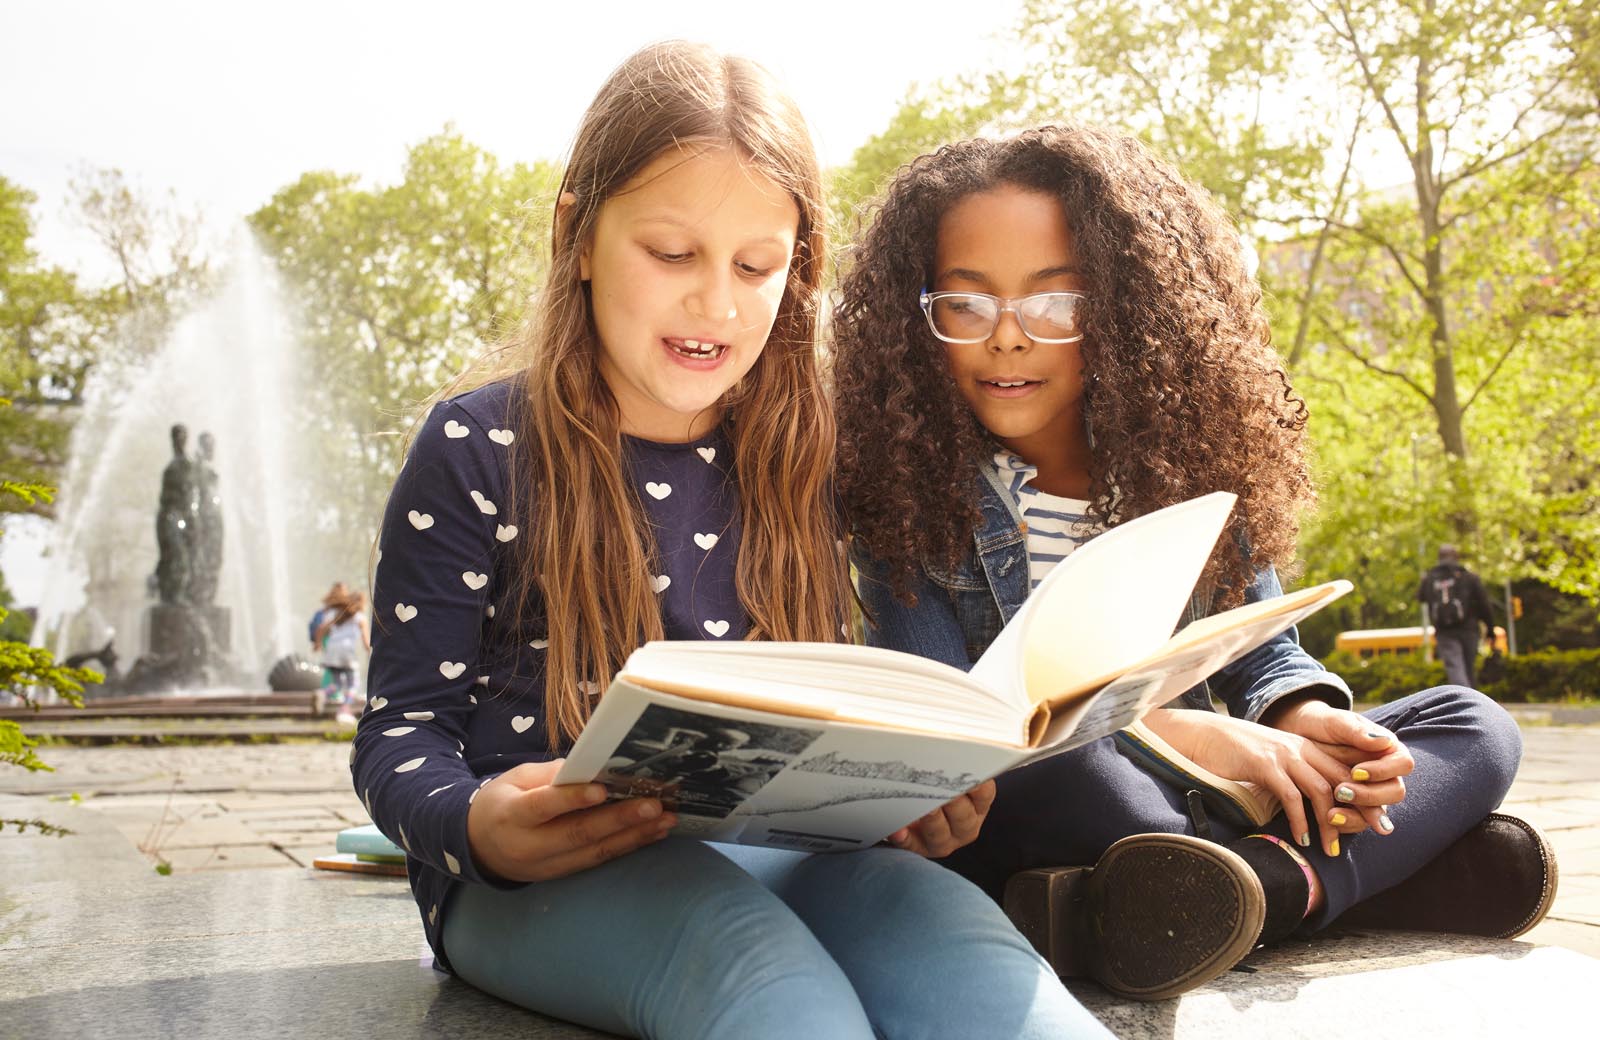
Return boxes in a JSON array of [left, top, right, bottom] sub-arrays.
[[5, 717, 1600, 1036], [4, 827, 1594, 1039]]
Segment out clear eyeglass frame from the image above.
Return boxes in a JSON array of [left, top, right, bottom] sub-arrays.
[[918, 289, 1089, 344]]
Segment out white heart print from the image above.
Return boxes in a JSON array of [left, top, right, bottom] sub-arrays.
[[369, 696, 388, 710], [703, 619, 730, 637], [496, 524, 518, 542], [579, 680, 600, 697], [444, 851, 461, 875], [530, 638, 549, 650], [651, 574, 671, 593], [462, 571, 488, 591], [394, 603, 418, 623], [645, 482, 672, 500], [471, 489, 498, 515], [444, 420, 470, 439], [407, 510, 434, 531], [439, 661, 467, 680], [694, 532, 718, 551], [696, 446, 716, 464], [512, 715, 535, 734], [488, 428, 515, 445], [395, 757, 426, 773], [383, 727, 416, 737], [405, 711, 435, 721]]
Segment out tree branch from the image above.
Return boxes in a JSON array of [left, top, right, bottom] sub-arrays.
[[1316, 307, 1437, 404], [1320, 0, 1417, 167]]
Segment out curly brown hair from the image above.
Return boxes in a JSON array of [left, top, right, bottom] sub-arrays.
[[833, 125, 1312, 607]]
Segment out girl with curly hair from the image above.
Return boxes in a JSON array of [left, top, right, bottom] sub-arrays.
[[833, 125, 1555, 1002]]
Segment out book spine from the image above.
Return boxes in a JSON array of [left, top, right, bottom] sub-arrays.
[[1112, 729, 1261, 829]]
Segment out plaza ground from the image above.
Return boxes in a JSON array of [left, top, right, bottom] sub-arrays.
[[3, 713, 1598, 1037]]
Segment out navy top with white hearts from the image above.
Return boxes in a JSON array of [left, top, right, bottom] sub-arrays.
[[351, 378, 746, 970]]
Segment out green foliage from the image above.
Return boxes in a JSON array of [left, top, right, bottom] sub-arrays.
[[1492, 647, 1600, 702], [1326, 647, 1600, 703], [1324, 650, 1446, 702], [249, 129, 561, 565], [1, 461, 93, 835], [0, 180, 84, 512], [828, 74, 1026, 249]]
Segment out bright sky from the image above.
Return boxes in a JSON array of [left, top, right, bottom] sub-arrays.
[[0, 0, 1025, 605], [3, 0, 1024, 284]]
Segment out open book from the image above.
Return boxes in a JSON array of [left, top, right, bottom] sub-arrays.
[[555, 492, 1349, 851]]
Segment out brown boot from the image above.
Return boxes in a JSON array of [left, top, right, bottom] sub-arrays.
[[1331, 812, 1558, 939], [1003, 833, 1265, 1001]]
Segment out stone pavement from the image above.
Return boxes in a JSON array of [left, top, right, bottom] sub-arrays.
[[3, 717, 1599, 1037]]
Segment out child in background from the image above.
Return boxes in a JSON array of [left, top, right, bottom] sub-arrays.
[[316, 587, 370, 725], [832, 125, 1556, 1001], [352, 44, 1106, 1040]]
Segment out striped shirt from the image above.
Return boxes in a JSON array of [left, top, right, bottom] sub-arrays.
[[990, 452, 1098, 589]]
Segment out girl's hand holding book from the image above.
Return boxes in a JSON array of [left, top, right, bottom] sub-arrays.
[[466, 759, 678, 883], [884, 780, 997, 859]]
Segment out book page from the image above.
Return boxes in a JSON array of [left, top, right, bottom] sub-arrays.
[[619, 640, 1023, 743], [972, 492, 1237, 707], [1023, 579, 1353, 753], [556, 682, 1027, 849]]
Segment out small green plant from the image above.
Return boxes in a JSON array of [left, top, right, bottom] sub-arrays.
[[1, 434, 101, 835]]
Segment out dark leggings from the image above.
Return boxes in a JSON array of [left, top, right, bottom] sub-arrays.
[[941, 686, 1522, 929]]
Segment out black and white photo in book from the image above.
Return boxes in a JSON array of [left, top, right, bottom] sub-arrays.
[[596, 703, 825, 819]]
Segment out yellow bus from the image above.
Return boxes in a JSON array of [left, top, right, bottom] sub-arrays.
[[1334, 625, 1508, 660]]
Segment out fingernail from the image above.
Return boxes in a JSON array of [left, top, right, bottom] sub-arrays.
[[637, 800, 661, 820], [1366, 731, 1388, 741], [1298, 832, 1311, 847], [585, 784, 607, 804], [1379, 814, 1395, 833], [1330, 812, 1348, 826], [1328, 837, 1340, 856], [1351, 768, 1371, 781], [1336, 785, 1355, 803]]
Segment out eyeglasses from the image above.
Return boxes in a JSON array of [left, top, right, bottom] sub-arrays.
[[918, 290, 1088, 344]]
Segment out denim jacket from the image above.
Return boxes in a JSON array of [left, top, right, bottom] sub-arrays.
[[853, 464, 1352, 723]]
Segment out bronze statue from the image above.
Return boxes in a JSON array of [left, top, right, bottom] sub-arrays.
[[154, 423, 199, 604], [189, 431, 223, 605]]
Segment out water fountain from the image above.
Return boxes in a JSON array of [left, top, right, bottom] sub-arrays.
[[29, 235, 333, 698]]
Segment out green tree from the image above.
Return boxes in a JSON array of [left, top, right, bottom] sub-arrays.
[[1282, 0, 1600, 611], [0, 177, 89, 514], [249, 129, 561, 563]]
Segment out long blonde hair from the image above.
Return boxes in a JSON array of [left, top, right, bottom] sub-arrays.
[[435, 42, 847, 747]]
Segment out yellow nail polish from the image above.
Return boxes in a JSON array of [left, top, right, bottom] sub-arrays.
[[1352, 768, 1370, 781], [1330, 812, 1347, 826], [1328, 837, 1340, 856]]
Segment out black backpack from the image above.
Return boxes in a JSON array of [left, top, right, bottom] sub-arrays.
[[1426, 572, 1469, 628]]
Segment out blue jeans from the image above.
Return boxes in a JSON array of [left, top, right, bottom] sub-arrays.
[[441, 839, 1109, 1040], [942, 687, 1522, 929]]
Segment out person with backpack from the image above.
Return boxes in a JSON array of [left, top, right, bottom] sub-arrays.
[[1418, 544, 1497, 687]]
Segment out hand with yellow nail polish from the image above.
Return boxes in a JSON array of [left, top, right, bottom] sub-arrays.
[[1265, 698, 1415, 837]]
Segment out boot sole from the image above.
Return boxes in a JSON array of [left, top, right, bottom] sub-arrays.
[[1005, 834, 1266, 1001], [1489, 812, 1560, 939]]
